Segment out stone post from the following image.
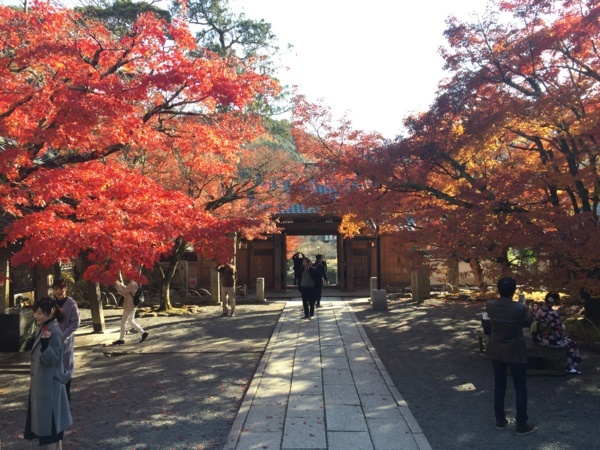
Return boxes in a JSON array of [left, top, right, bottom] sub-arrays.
[[256, 277, 265, 303], [411, 270, 431, 304], [370, 277, 378, 303], [371, 289, 388, 310]]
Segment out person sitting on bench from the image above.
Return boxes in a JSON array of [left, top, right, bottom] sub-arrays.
[[531, 292, 582, 374]]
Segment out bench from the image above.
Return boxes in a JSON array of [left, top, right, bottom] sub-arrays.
[[0, 362, 30, 374], [475, 328, 568, 376]]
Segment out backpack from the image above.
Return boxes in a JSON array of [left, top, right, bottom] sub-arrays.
[[133, 285, 145, 306]]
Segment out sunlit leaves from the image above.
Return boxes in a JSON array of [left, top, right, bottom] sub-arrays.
[[291, 0, 600, 296], [0, 0, 285, 284]]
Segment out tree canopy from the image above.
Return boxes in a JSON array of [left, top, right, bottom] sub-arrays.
[[0, 0, 286, 288], [292, 0, 600, 298]]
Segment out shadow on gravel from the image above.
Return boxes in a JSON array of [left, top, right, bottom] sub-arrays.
[[352, 298, 600, 450], [0, 303, 284, 450]]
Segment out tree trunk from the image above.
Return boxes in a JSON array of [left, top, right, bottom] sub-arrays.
[[87, 279, 105, 333], [468, 258, 487, 293], [446, 258, 460, 293], [53, 262, 62, 280], [157, 238, 188, 311], [81, 252, 105, 332]]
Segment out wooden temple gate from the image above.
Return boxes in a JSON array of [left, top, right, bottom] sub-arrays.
[[231, 212, 414, 293]]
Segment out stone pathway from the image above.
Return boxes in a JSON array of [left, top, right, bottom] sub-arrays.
[[224, 298, 432, 450]]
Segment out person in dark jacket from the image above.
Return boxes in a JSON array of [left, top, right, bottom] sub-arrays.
[[291, 252, 305, 286], [298, 257, 322, 319], [216, 261, 237, 317], [24, 297, 73, 449], [313, 254, 328, 307], [486, 277, 536, 435]]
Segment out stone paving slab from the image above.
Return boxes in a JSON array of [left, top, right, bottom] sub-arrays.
[[291, 376, 323, 395], [326, 404, 368, 431], [323, 383, 360, 405], [224, 299, 432, 450], [282, 416, 327, 449], [328, 431, 374, 450]]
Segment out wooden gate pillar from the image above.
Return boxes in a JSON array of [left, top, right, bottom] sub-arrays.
[[273, 234, 283, 291]]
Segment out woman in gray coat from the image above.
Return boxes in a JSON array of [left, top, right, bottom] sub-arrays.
[[24, 297, 73, 449]]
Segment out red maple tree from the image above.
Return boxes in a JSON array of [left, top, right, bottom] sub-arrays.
[[291, 0, 600, 310], [0, 1, 284, 309]]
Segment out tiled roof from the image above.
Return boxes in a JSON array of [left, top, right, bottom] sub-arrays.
[[278, 204, 319, 215], [277, 183, 336, 215]]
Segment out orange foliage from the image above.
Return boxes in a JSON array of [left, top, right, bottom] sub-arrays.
[[291, 0, 600, 297], [0, 1, 283, 283]]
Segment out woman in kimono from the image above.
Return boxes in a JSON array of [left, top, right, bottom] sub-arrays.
[[24, 297, 73, 449], [531, 291, 582, 374]]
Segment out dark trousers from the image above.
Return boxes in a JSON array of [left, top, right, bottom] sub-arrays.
[[299, 286, 316, 317], [314, 285, 323, 306], [491, 359, 528, 425], [293, 271, 302, 286]]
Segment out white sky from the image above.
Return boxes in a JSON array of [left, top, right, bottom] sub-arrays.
[[1, 0, 489, 139], [232, 0, 490, 139]]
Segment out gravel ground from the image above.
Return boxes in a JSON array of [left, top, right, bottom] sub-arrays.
[[1, 297, 598, 450], [0, 302, 285, 450], [351, 297, 600, 450]]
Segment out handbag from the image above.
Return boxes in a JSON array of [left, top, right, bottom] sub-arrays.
[[530, 320, 551, 334]]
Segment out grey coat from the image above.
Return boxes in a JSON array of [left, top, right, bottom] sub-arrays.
[[486, 297, 531, 364], [29, 319, 73, 437], [58, 296, 80, 377]]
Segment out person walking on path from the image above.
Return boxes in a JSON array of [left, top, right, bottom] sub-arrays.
[[113, 278, 148, 345], [531, 291, 582, 374], [24, 297, 73, 449], [52, 278, 80, 401], [313, 254, 328, 308], [291, 252, 305, 286], [485, 277, 536, 436], [217, 261, 237, 317], [298, 257, 322, 319]]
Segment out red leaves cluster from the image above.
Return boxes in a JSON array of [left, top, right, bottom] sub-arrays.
[[3, 160, 233, 283], [0, 1, 282, 283]]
